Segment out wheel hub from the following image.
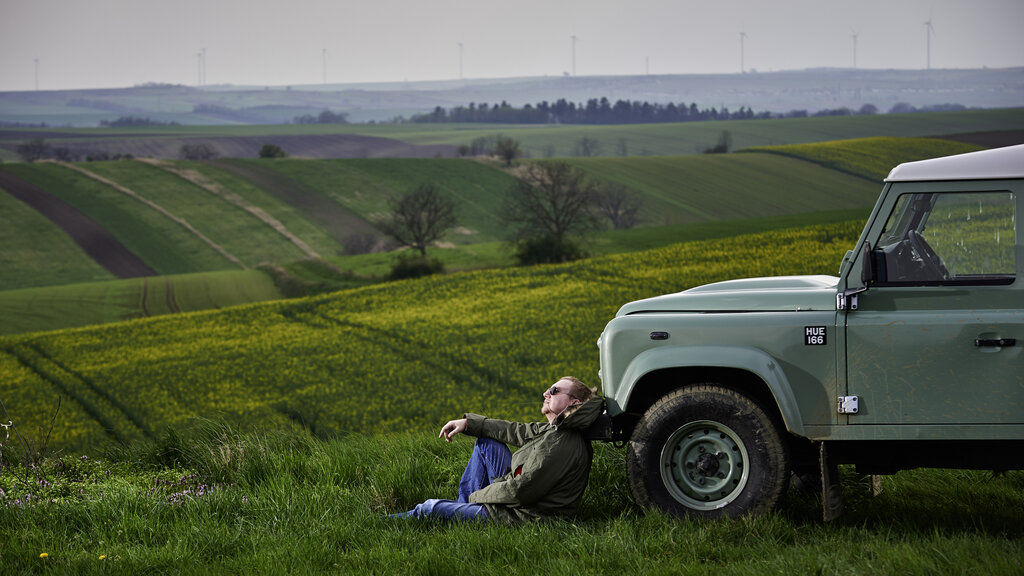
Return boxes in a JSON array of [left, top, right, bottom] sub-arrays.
[[695, 451, 722, 476], [660, 420, 750, 511]]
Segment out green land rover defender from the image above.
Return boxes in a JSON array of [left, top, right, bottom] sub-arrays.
[[597, 144, 1023, 520]]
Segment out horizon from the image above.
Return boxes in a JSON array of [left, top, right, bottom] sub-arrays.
[[3, 65, 1023, 96], [2, 0, 1023, 93]]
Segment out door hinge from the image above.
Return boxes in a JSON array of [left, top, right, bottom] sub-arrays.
[[836, 287, 868, 311], [837, 396, 859, 414]]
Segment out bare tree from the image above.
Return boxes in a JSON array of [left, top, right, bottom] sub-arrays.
[[505, 161, 600, 244], [379, 183, 457, 257], [595, 182, 643, 230]]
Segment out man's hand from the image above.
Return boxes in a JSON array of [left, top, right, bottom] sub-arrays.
[[439, 418, 468, 442]]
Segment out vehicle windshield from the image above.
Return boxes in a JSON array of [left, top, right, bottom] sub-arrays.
[[873, 191, 1016, 284]]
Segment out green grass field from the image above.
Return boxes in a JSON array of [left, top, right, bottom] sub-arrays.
[[248, 157, 521, 244], [0, 209, 870, 337], [2, 143, 884, 297], [567, 153, 883, 225], [1, 163, 236, 274], [178, 160, 347, 258], [0, 270, 283, 336], [0, 408, 1020, 574], [0, 189, 114, 291], [745, 137, 985, 181], [385, 108, 1024, 157], [77, 161, 312, 267]]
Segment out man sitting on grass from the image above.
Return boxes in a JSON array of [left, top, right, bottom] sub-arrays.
[[390, 376, 604, 523]]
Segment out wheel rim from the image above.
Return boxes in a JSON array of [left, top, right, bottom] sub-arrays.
[[659, 419, 750, 511]]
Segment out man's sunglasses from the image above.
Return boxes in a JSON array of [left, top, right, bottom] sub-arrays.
[[546, 385, 579, 400]]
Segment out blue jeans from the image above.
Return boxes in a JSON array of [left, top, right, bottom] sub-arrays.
[[398, 437, 512, 521]]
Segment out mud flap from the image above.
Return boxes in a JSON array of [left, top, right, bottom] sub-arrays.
[[820, 442, 844, 522]]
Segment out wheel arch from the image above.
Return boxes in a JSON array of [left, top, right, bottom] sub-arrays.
[[612, 346, 806, 439]]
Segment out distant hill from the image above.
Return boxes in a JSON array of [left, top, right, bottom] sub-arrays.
[[1, 68, 1021, 127], [1, 108, 1020, 162]]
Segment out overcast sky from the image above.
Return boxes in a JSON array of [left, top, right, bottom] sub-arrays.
[[1, 0, 1022, 92]]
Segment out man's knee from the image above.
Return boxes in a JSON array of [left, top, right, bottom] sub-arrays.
[[474, 437, 512, 476], [475, 437, 512, 460]]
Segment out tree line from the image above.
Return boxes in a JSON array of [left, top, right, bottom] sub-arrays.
[[411, 98, 766, 124], [410, 98, 970, 125]]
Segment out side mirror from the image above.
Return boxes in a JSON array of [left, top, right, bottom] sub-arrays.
[[860, 241, 875, 285]]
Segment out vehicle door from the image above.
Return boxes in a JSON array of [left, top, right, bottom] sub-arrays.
[[844, 181, 1022, 426]]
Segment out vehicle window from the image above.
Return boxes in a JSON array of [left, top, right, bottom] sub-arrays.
[[873, 191, 1016, 285]]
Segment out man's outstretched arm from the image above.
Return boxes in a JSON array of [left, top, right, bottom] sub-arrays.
[[439, 418, 468, 442]]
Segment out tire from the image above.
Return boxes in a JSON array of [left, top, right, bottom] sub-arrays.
[[627, 384, 790, 519]]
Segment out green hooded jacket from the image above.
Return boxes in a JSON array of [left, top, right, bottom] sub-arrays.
[[464, 395, 604, 523]]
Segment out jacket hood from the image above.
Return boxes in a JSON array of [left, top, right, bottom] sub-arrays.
[[554, 395, 604, 430]]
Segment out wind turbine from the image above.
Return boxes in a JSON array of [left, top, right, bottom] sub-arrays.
[[924, 17, 935, 70], [458, 42, 463, 79], [740, 31, 748, 74], [852, 31, 858, 69], [571, 35, 577, 76], [322, 48, 327, 84]]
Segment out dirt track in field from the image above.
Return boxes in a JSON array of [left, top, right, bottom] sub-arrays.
[[0, 168, 156, 278], [209, 160, 381, 249]]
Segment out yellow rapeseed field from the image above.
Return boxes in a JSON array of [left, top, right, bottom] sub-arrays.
[[0, 221, 862, 452]]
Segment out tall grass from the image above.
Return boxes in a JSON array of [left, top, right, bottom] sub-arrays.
[[1, 421, 1020, 574]]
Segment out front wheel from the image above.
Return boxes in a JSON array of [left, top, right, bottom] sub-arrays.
[[627, 384, 790, 518]]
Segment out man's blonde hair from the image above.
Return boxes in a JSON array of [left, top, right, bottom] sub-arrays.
[[560, 376, 596, 403]]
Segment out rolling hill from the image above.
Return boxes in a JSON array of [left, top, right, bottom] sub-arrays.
[[0, 220, 863, 453], [0, 137, 984, 335]]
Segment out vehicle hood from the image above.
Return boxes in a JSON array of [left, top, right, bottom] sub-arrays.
[[617, 275, 839, 315]]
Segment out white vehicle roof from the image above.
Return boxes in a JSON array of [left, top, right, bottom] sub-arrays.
[[886, 143, 1024, 182]]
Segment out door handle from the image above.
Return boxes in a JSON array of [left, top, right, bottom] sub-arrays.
[[974, 338, 1016, 347]]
